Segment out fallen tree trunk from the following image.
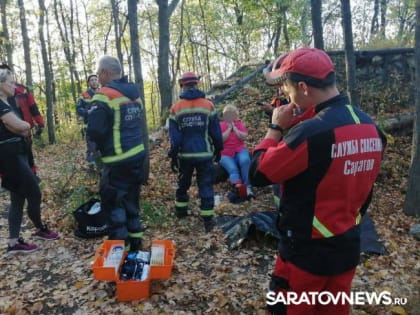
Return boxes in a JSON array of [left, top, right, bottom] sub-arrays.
[[205, 65, 250, 96], [380, 112, 414, 133], [207, 63, 267, 105]]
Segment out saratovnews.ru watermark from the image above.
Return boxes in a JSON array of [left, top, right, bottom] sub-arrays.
[[266, 291, 407, 306]]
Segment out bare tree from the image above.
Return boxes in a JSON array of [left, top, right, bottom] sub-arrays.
[[17, 0, 33, 87], [272, 2, 283, 55], [403, 1, 420, 216], [172, 0, 185, 89], [379, 0, 387, 38], [156, 0, 180, 115], [311, 0, 324, 49], [198, 0, 211, 86], [340, 0, 358, 106], [371, 0, 379, 35], [75, 0, 88, 84], [0, 0, 13, 66], [80, 1, 93, 63], [111, 0, 123, 62], [281, 3, 290, 49], [46, 5, 56, 105], [128, 0, 149, 182], [53, 0, 80, 104], [232, 0, 250, 61], [371, 0, 387, 38], [68, 0, 82, 94], [38, 0, 55, 144]]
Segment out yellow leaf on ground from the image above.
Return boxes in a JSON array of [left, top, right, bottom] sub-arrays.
[[74, 281, 85, 289], [390, 306, 406, 315]]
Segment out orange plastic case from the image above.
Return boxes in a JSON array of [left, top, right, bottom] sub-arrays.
[[92, 239, 175, 301]]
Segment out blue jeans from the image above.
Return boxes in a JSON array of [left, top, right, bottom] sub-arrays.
[[220, 148, 251, 186]]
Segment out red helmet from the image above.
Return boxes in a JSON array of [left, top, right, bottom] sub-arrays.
[[263, 53, 288, 86], [178, 71, 200, 86]]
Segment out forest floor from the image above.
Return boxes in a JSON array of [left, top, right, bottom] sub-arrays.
[[0, 93, 419, 314]]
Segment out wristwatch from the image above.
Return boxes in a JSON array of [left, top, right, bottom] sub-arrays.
[[268, 123, 283, 133]]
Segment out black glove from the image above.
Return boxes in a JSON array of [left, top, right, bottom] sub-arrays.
[[34, 126, 43, 138], [214, 150, 221, 163], [168, 147, 178, 159], [168, 148, 179, 173], [170, 156, 179, 173]]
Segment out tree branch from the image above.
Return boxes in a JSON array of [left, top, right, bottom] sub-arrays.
[[168, 0, 180, 17]]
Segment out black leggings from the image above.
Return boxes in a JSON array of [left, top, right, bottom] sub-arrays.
[[1, 154, 43, 238]]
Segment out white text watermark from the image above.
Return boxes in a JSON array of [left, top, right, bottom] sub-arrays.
[[266, 291, 407, 306]]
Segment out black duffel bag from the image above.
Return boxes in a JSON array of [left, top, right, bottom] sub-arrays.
[[73, 198, 108, 238]]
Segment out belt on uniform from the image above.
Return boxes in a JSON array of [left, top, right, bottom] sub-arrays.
[[0, 137, 22, 145]]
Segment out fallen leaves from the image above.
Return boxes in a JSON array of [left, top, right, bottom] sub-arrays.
[[0, 79, 419, 315]]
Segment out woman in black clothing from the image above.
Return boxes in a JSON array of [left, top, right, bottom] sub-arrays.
[[0, 65, 58, 254]]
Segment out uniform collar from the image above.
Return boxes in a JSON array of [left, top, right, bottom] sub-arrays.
[[315, 93, 350, 113]]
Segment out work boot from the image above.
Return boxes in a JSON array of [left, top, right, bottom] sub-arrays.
[[246, 186, 255, 200], [130, 238, 143, 252], [235, 183, 247, 199], [175, 207, 189, 218], [203, 216, 216, 233]]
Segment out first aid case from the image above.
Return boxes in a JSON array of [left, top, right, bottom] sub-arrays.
[[92, 239, 175, 301]]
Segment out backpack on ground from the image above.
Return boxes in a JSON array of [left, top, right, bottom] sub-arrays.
[[73, 198, 108, 238]]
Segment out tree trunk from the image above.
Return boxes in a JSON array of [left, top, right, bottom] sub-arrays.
[[172, 0, 185, 89], [233, 1, 250, 61], [38, 0, 55, 144], [198, 0, 211, 87], [0, 0, 13, 67], [69, 0, 81, 94], [53, 0, 78, 104], [81, 1, 93, 67], [281, 7, 290, 49], [111, 0, 124, 73], [380, 0, 387, 38], [340, 0, 358, 106], [128, 0, 150, 183], [272, 2, 282, 55], [208, 63, 268, 105], [370, 0, 379, 35], [311, 0, 324, 49], [46, 8, 56, 105], [403, 1, 420, 217], [156, 0, 180, 115], [17, 0, 33, 88]]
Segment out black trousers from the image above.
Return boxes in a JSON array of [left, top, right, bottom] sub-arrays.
[[0, 152, 43, 238], [100, 157, 145, 243]]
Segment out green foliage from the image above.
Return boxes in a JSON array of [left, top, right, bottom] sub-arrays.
[[141, 199, 172, 228], [63, 183, 92, 214], [359, 36, 412, 50], [50, 158, 93, 214], [5, 0, 416, 131], [55, 120, 85, 144], [143, 80, 162, 128]]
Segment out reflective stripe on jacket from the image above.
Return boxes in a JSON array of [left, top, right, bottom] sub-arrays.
[[90, 87, 144, 164], [249, 93, 385, 275], [169, 94, 223, 160]]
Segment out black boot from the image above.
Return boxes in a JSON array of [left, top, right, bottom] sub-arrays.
[[175, 206, 189, 218], [129, 238, 142, 252], [203, 216, 216, 233]]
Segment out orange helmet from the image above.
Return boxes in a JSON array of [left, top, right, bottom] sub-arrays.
[[178, 71, 200, 86], [263, 53, 288, 86]]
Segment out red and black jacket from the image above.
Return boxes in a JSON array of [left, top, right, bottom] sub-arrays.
[[14, 84, 44, 128], [249, 94, 385, 275]]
